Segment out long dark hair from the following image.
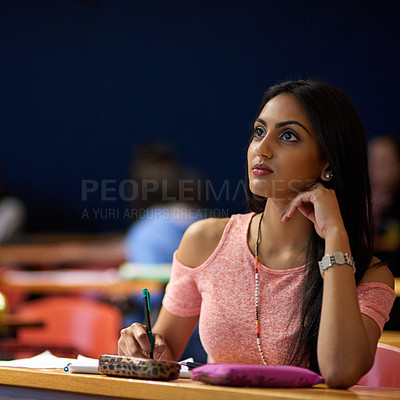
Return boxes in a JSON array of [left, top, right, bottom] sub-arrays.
[[245, 80, 374, 371]]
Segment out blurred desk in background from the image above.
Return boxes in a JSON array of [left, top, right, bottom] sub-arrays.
[[0, 269, 164, 296], [379, 330, 400, 348], [0, 314, 44, 342], [0, 314, 44, 330], [0, 314, 45, 357], [0, 234, 125, 268], [118, 262, 171, 284]]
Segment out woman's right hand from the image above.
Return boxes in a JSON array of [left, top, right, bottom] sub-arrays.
[[118, 323, 167, 359]]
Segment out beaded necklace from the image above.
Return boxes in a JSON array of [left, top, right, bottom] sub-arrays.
[[254, 212, 267, 365]]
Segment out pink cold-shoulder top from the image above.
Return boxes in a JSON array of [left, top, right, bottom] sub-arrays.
[[163, 213, 396, 365]]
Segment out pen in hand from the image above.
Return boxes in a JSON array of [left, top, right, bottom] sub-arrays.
[[143, 288, 154, 359]]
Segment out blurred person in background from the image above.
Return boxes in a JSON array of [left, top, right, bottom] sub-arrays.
[[0, 168, 26, 244], [123, 141, 207, 362], [124, 142, 205, 263], [369, 135, 400, 275], [369, 135, 400, 330]]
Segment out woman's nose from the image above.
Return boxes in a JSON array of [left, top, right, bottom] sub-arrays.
[[256, 135, 273, 159]]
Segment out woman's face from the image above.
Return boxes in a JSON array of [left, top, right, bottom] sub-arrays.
[[247, 94, 327, 201]]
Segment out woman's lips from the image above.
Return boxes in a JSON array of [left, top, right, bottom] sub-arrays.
[[252, 163, 273, 176]]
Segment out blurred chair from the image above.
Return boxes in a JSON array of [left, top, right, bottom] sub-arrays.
[[357, 343, 400, 388], [1, 296, 122, 359]]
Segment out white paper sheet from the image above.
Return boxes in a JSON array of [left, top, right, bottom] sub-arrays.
[[0, 350, 86, 369]]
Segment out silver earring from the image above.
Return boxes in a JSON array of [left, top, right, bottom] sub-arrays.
[[325, 172, 333, 179]]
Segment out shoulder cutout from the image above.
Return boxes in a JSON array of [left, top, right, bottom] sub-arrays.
[[359, 256, 394, 289], [176, 217, 230, 268]]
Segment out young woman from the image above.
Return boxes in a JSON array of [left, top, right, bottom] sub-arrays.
[[118, 80, 395, 388]]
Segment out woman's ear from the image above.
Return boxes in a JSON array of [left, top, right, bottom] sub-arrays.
[[321, 165, 333, 182]]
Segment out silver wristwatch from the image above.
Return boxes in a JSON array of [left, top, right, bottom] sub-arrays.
[[318, 252, 356, 275]]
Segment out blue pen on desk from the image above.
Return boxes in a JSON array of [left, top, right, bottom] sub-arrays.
[[143, 288, 154, 359]]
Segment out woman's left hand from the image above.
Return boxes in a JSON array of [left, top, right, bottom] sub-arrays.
[[280, 183, 346, 240]]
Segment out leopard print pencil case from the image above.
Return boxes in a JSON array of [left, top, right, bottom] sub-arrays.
[[98, 354, 181, 381]]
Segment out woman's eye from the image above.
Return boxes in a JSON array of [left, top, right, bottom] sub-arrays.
[[280, 130, 298, 142], [253, 127, 265, 138]]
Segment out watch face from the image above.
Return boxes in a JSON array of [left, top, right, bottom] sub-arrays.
[[335, 252, 345, 264]]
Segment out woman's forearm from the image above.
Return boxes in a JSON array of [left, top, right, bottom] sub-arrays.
[[317, 228, 374, 388]]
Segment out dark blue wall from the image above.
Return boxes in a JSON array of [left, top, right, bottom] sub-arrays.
[[1, 0, 399, 232]]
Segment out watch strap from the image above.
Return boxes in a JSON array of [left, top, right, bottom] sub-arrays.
[[318, 252, 355, 275]]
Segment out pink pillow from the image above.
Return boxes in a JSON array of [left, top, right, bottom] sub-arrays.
[[191, 364, 324, 387]]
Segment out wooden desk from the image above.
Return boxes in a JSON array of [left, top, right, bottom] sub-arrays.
[[0, 269, 163, 296], [379, 330, 400, 348], [394, 277, 399, 296], [0, 314, 44, 341], [0, 314, 44, 328], [0, 367, 399, 400], [0, 234, 125, 267], [0, 314, 44, 329]]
